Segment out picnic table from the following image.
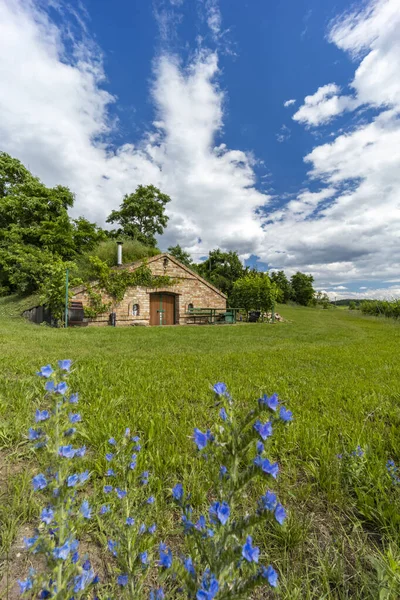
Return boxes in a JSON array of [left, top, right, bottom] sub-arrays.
[[185, 308, 242, 325]]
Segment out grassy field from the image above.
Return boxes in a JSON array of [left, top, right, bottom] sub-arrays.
[[1, 298, 400, 598]]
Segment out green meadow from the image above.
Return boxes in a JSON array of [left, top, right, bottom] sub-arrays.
[[1, 298, 400, 598]]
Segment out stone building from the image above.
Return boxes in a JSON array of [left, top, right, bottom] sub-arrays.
[[71, 253, 227, 326]]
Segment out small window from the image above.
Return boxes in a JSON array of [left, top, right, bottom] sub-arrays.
[[132, 303, 140, 316], [188, 303, 194, 312]]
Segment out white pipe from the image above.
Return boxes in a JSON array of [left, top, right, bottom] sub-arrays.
[[117, 242, 123, 266]]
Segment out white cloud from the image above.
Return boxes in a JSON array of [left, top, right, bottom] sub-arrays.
[[0, 0, 268, 259], [205, 0, 222, 40], [284, 99, 296, 107], [294, 0, 400, 126], [276, 124, 291, 143]]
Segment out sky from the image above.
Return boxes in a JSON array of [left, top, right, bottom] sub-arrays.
[[0, 0, 399, 299]]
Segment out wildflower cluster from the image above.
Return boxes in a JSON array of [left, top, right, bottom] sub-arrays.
[[19, 361, 98, 598], [386, 459, 400, 486], [97, 428, 159, 598], [170, 383, 293, 599]]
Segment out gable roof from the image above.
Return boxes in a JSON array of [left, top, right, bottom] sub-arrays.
[[121, 253, 227, 299], [72, 253, 227, 299]]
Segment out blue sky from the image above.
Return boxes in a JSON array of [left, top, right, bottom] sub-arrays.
[[0, 0, 399, 298]]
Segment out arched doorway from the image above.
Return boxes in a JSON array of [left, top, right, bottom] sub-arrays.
[[150, 293, 176, 326]]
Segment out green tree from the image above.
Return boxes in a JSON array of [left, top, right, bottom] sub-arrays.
[[290, 272, 315, 306], [167, 244, 193, 267], [270, 270, 291, 303], [196, 249, 245, 297], [0, 152, 105, 295], [231, 272, 278, 315], [106, 185, 171, 246]]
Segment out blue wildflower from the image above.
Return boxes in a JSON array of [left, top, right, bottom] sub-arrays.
[[139, 524, 146, 534], [35, 410, 50, 423], [147, 496, 155, 504], [69, 393, 79, 404], [275, 503, 286, 525], [132, 435, 140, 443], [108, 437, 117, 445], [18, 578, 33, 593], [209, 501, 230, 525], [73, 568, 95, 592], [256, 440, 264, 455], [141, 471, 149, 484], [103, 485, 113, 493], [28, 428, 42, 440], [262, 565, 278, 587], [255, 457, 279, 479], [107, 540, 117, 556], [106, 469, 115, 477], [148, 524, 157, 534], [279, 406, 293, 422], [116, 488, 127, 499], [117, 575, 128, 586], [55, 382, 68, 395], [184, 556, 196, 576], [53, 540, 72, 560], [219, 465, 228, 479], [260, 490, 277, 511], [41, 507, 54, 524], [58, 359, 72, 371], [100, 505, 110, 514], [59, 445, 75, 458], [37, 365, 53, 378], [79, 470, 90, 484], [133, 444, 142, 451], [39, 591, 52, 599], [213, 382, 227, 396], [69, 413, 81, 423], [242, 536, 260, 563], [254, 420, 273, 440], [124, 427, 131, 437], [172, 483, 184, 501], [193, 428, 212, 450], [130, 453, 137, 470], [80, 500, 91, 519], [196, 571, 219, 600], [74, 446, 86, 458], [32, 474, 47, 491], [126, 517, 135, 525], [45, 381, 55, 392], [260, 393, 279, 411], [158, 543, 172, 568], [64, 427, 76, 437], [67, 474, 79, 487], [105, 453, 113, 462], [149, 588, 165, 599], [219, 407, 228, 421], [196, 515, 206, 530], [24, 536, 39, 549], [140, 551, 149, 565], [182, 515, 194, 533]]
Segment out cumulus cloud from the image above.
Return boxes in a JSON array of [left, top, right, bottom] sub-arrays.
[[0, 0, 268, 259], [283, 99, 296, 107]]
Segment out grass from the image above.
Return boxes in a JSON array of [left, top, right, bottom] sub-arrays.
[[1, 298, 400, 598]]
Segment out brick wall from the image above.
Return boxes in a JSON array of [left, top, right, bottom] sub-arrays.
[[72, 255, 226, 327]]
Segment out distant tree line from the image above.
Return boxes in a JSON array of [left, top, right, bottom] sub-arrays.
[[0, 151, 320, 315], [359, 299, 400, 319]]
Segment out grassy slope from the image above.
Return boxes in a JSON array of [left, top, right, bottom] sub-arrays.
[[1, 302, 400, 597]]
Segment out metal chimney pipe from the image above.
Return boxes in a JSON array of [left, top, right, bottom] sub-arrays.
[[117, 241, 123, 266]]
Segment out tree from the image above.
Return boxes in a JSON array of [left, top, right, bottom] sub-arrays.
[[231, 272, 278, 315], [167, 244, 193, 267], [196, 249, 245, 297], [290, 272, 315, 306], [106, 185, 171, 246], [0, 152, 106, 295], [270, 270, 291, 303]]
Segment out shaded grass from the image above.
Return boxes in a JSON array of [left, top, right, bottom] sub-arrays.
[[0, 300, 400, 597]]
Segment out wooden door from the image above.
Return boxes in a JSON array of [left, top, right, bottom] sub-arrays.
[[150, 293, 175, 326]]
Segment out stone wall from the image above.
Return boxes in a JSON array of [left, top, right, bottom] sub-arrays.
[[72, 255, 226, 327]]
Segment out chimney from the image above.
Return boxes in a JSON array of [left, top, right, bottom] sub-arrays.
[[117, 241, 123, 266]]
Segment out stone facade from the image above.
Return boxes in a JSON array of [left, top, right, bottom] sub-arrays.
[[71, 253, 227, 327]]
